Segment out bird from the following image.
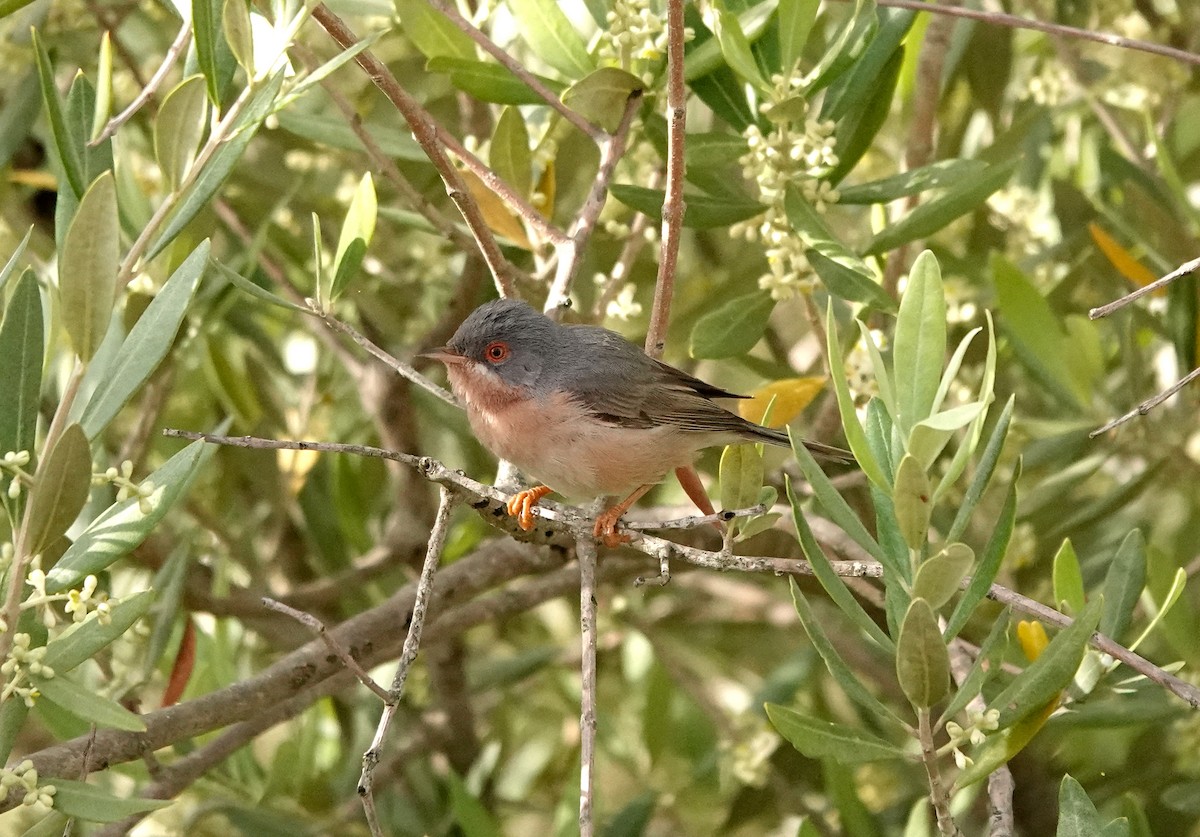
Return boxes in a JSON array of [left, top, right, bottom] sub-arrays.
[[423, 299, 853, 547]]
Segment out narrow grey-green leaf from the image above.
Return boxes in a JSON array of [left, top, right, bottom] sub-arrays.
[[1056, 775, 1108, 837], [837, 159, 991, 204], [789, 579, 907, 727], [426, 56, 566, 105], [397, 0, 477, 60], [330, 173, 376, 300], [0, 698, 28, 766], [897, 597, 950, 708], [79, 240, 208, 438], [561, 67, 643, 133], [1100, 529, 1146, 640], [945, 395, 1013, 544], [0, 71, 41, 173], [222, 0, 254, 73], [945, 458, 1021, 638], [0, 271, 43, 488], [712, 0, 768, 91], [684, 0, 776, 82], [690, 291, 775, 359], [938, 610, 1009, 724], [32, 29, 85, 198], [778, 0, 820, 70], [490, 107, 532, 199], [60, 170, 119, 361], [507, 0, 593, 78], [32, 673, 146, 731], [143, 543, 190, 679], [1052, 539, 1086, 615], [892, 250, 946, 435], [24, 424, 91, 557], [863, 159, 1017, 256], [766, 703, 903, 763], [610, 183, 766, 229], [192, 0, 236, 105], [808, 248, 896, 311], [42, 590, 154, 674], [43, 778, 171, 823], [913, 543, 974, 610], [210, 257, 306, 312], [146, 70, 285, 261], [824, 303, 887, 489], [154, 75, 208, 192], [783, 187, 886, 306], [893, 454, 931, 551], [990, 596, 1103, 728], [45, 438, 216, 592], [0, 226, 34, 293], [719, 443, 763, 519]]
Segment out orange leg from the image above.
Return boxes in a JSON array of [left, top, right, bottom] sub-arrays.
[[594, 484, 654, 548], [675, 466, 724, 533], [506, 485, 553, 531]]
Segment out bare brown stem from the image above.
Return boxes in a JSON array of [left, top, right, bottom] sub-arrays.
[[644, 0, 687, 359], [576, 532, 598, 837], [918, 708, 962, 837], [1090, 364, 1200, 437], [1089, 255, 1200, 319]]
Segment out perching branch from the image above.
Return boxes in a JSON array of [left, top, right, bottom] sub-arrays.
[[1089, 255, 1200, 320], [576, 532, 599, 837]]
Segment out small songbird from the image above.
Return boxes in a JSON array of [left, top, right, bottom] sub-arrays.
[[424, 299, 852, 546]]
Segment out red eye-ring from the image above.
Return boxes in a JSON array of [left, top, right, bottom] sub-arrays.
[[484, 341, 510, 363]]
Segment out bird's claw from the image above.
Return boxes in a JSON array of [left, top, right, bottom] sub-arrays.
[[506, 486, 553, 531], [593, 509, 631, 548]]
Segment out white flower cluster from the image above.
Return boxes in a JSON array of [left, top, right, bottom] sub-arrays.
[[604, 283, 643, 321], [0, 450, 31, 500], [0, 633, 54, 708], [94, 459, 157, 516], [0, 760, 56, 807], [945, 707, 1001, 769], [735, 72, 841, 300], [25, 564, 113, 630], [598, 0, 692, 83]]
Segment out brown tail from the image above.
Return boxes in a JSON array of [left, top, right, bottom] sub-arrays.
[[742, 424, 856, 465]]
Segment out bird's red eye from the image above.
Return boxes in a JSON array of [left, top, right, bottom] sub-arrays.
[[484, 341, 510, 363]]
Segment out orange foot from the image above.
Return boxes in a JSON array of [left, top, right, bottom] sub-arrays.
[[506, 485, 553, 531], [593, 507, 632, 549]]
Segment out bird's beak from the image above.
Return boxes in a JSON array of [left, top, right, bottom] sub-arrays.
[[420, 346, 467, 366]]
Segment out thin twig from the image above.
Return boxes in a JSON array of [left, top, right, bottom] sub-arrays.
[[261, 597, 390, 701], [359, 486, 457, 806], [861, 0, 1200, 67], [1089, 364, 1200, 437], [544, 90, 643, 315], [1089, 255, 1200, 319], [919, 708, 962, 837], [311, 4, 519, 298], [90, 20, 192, 145], [309, 301, 459, 407], [576, 532, 598, 837], [644, 0, 687, 359], [623, 504, 766, 531], [426, 0, 603, 142]]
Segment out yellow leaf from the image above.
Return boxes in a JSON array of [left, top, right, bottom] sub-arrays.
[[460, 169, 532, 249], [1089, 223, 1158, 291], [739, 377, 826, 427], [1016, 619, 1049, 662]]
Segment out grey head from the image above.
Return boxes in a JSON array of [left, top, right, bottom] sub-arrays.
[[445, 299, 560, 390]]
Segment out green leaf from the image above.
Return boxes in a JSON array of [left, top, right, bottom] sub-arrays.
[[825, 45, 903, 185], [684, 0, 777, 82], [786, 477, 893, 650], [1100, 530, 1146, 640], [426, 57, 567, 105], [43, 778, 171, 823], [989, 596, 1103, 728], [192, 0, 236, 105], [824, 304, 887, 489], [945, 458, 1021, 638], [561, 67, 643, 133], [32, 673, 146, 731], [1052, 539, 1086, 615], [90, 33, 114, 142], [808, 248, 895, 311], [944, 395, 1012, 544], [838, 159, 992, 204], [46, 437, 217, 593], [712, 0, 769, 91], [60, 170, 119, 361], [274, 107, 425, 160], [447, 770, 501, 837], [864, 159, 1016, 255], [222, 0, 254, 73], [610, 183, 765, 229], [0, 225, 33, 293], [330, 173, 376, 300], [805, 0, 877, 93], [778, 0, 820, 70], [0, 271, 44, 489], [506, 0, 593, 78], [934, 313, 998, 502], [0, 697, 29, 766], [490, 107, 532, 199], [210, 257, 306, 312], [906, 401, 988, 471], [897, 597, 950, 708], [719, 443, 764, 523], [77, 240, 208, 438], [24, 424, 91, 558], [913, 544, 974, 610], [32, 30, 85, 198], [893, 454, 931, 551], [766, 703, 904, 763], [1056, 775, 1124, 837], [600, 792, 656, 837], [0, 71, 41, 172], [397, 0, 477, 60], [1130, 566, 1186, 653], [854, 322, 896, 420], [143, 544, 190, 678], [689, 291, 775, 359], [146, 70, 285, 261], [154, 75, 209, 192], [938, 610, 1009, 725], [42, 590, 155, 674], [789, 579, 907, 727], [892, 250, 946, 435]]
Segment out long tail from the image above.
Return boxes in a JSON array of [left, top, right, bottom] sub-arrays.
[[742, 424, 856, 465]]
